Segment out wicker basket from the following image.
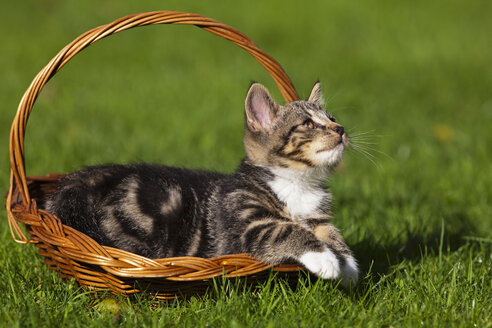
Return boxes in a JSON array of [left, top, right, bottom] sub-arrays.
[[6, 11, 303, 300]]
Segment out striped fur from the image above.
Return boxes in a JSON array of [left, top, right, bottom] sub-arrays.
[[44, 82, 358, 285]]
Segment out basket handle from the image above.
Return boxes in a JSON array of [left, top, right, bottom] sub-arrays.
[[7, 11, 299, 228]]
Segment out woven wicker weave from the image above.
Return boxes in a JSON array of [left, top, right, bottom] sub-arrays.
[[6, 11, 302, 300]]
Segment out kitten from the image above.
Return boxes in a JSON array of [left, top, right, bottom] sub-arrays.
[[45, 82, 358, 286]]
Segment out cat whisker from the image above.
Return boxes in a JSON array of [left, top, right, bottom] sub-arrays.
[[346, 128, 393, 168], [355, 142, 393, 160], [349, 145, 381, 168], [349, 130, 389, 140], [348, 140, 379, 145], [348, 129, 376, 136], [349, 140, 394, 165]]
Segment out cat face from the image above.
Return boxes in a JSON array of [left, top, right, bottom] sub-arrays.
[[243, 82, 349, 170]]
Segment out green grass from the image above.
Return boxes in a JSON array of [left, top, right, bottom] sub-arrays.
[[1, 0, 491, 327]]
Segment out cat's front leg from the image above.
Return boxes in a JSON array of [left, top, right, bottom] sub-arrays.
[[241, 219, 349, 283], [298, 246, 342, 280], [310, 220, 359, 286]]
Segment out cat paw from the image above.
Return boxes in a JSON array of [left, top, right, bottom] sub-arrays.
[[299, 248, 341, 279], [339, 255, 359, 287]]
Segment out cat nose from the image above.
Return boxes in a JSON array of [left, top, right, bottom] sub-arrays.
[[333, 125, 344, 136]]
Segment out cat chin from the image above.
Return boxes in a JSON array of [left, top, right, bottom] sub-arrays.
[[315, 143, 345, 168]]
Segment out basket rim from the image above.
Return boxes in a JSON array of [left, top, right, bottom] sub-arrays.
[[5, 10, 302, 296]]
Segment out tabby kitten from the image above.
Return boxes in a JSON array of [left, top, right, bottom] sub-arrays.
[[45, 82, 358, 285]]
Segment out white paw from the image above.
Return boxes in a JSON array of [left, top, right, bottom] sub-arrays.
[[299, 248, 341, 279], [340, 256, 359, 287]]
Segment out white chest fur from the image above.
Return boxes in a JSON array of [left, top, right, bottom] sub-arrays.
[[267, 167, 330, 220]]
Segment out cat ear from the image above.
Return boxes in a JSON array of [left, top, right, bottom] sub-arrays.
[[245, 83, 279, 132], [308, 81, 324, 106]]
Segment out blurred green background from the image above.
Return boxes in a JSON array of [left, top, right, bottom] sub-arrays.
[[2, 0, 490, 236], [1, 0, 491, 326]]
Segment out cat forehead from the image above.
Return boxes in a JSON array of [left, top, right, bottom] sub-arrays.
[[282, 101, 332, 122]]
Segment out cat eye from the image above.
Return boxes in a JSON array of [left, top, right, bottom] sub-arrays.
[[303, 119, 325, 130]]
